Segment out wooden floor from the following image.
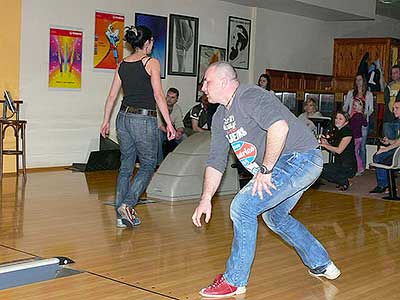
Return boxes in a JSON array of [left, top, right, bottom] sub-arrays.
[[0, 170, 400, 299]]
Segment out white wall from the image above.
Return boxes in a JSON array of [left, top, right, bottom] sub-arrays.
[[253, 8, 332, 78], [253, 8, 400, 80], [20, 0, 400, 168], [20, 0, 253, 167]]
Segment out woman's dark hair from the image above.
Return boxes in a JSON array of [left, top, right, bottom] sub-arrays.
[[352, 74, 368, 98], [335, 110, 350, 123], [258, 74, 271, 91], [124, 25, 153, 50]]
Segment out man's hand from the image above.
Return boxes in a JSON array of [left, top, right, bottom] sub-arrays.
[[251, 172, 276, 199], [192, 200, 212, 227]]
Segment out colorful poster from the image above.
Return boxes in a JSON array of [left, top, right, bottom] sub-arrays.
[[94, 12, 124, 69], [48, 28, 83, 88], [135, 13, 167, 78]]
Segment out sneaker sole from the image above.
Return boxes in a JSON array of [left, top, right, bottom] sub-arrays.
[[199, 287, 246, 298], [308, 269, 341, 280], [117, 206, 135, 227], [121, 218, 141, 227]]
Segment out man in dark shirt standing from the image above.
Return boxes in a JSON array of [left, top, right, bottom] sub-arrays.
[[192, 62, 340, 298]]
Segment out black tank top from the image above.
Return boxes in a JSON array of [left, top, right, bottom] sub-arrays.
[[118, 58, 156, 110]]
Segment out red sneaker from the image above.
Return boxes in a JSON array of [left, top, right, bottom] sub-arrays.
[[199, 274, 246, 298]]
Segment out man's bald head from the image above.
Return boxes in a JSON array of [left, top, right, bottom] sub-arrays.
[[202, 62, 240, 106], [207, 61, 238, 82]]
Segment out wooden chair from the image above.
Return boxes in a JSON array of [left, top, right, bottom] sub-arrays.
[[370, 147, 400, 200], [0, 98, 26, 179]]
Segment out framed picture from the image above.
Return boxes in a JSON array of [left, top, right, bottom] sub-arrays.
[[135, 13, 167, 79], [319, 94, 335, 116], [197, 45, 226, 100], [48, 27, 83, 89], [282, 92, 297, 113], [227, 16, 251, 70], [93, 11, 124, 70], [274, 92, 283, 102], [168, 14, 199, 76]]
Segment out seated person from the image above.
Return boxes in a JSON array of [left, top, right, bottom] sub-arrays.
[[183, 94, 209, 135], [158, 87, 185, 163], [206, 102, 219, 129], [298, 98, 323, 132], [319, 111, 357, 191], [257, 73, 272, 91], [370, 97, 400, 193]]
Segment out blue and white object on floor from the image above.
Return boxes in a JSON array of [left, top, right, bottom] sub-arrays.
[[0, 257, 81, 290]]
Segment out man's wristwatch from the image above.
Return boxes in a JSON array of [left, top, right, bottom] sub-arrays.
[[259, 164, 272, 175]]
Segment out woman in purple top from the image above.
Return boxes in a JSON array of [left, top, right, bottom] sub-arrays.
[[349, 99, 368, 175]]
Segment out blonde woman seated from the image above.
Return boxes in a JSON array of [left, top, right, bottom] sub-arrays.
[[298, 98, 323, 132]]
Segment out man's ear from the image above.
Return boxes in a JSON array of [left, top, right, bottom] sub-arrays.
[[220, 77, 228, 88]]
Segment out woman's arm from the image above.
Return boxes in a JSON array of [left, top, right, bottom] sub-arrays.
[[147, 59, 171, 125], [101, 66, 122, 137], [343, 90, 352, 113], [361, 115, 368, 127], [377, 139, 400, 154], [366, 91, 374, 118], [147, 58, 176, 139], [321, 136, 352, 154]]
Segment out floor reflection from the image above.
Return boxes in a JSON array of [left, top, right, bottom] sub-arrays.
[[0, 175, 26, 241]]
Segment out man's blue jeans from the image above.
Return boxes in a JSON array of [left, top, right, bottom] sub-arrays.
[[373, 148, 396, 187], [223, 149, 332, 287], [115, 111, 158, 217]]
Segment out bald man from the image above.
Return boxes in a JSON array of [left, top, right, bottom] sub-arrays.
[[192, 62, 340, 298]]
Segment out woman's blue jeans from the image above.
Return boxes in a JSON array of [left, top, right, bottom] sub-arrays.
[[115, 111, 158, 217]]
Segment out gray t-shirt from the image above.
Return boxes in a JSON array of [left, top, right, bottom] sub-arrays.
[[207, 85, 318, 175]]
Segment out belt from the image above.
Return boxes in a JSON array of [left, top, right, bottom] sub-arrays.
[[120, 105, 157, 117]]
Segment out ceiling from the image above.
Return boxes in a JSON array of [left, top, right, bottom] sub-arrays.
[[221, 0, 400, 21], [376, 0, 400, 20]]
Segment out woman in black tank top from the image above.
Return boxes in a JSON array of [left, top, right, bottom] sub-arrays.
[[101, 25, 176, 228]]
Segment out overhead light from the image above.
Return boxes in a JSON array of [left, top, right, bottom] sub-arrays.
[[379, 0, 393, 4]]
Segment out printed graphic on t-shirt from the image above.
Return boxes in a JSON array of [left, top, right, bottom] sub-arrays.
[[232, 141, 259, 175], [224, 115, 247, 143], [224, 114, 259, 175]]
